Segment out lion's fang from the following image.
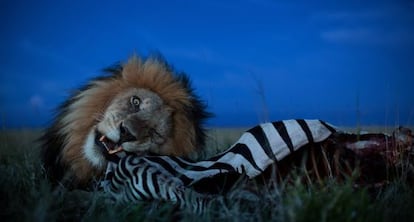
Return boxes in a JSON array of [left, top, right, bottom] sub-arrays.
[[108, 146, 123, 155]]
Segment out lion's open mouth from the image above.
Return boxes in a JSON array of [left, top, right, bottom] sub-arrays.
[[94, 131, 124, 155]]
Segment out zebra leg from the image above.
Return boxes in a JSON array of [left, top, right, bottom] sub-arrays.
[[209, 119, 336, 179]]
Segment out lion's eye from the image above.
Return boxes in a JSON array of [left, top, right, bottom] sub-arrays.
[[130, 96, 141, 110]]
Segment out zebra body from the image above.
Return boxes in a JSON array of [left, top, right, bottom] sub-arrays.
[[103, 157, 210, 213], [101, 119, 336, 209]]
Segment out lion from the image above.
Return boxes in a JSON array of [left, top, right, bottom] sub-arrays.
[[40, 55, 210, 189]]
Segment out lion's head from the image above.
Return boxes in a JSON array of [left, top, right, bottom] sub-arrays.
[[40, 56, 210, 188]]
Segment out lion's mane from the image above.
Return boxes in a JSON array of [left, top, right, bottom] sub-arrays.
[[40, 56, 210, 188]]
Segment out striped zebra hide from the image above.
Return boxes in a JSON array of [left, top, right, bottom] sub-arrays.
[[99, 119, 414, 209]]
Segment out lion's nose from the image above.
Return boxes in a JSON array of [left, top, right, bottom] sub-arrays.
[[119, 123, 137, 144]]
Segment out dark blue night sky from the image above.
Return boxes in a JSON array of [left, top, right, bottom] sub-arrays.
[[1, 0, 413, 128]]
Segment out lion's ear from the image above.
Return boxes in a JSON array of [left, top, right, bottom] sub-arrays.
[[121, 56, 141, 81]]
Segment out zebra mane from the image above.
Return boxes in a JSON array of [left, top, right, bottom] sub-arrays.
[[100, 119, 337, 211]]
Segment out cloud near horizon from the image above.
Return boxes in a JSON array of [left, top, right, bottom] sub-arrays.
[[314, 4, 414, 46]]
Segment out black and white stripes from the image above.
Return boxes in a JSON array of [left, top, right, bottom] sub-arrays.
[[102, 155, 211, 213], [101, 119, 336, 210]]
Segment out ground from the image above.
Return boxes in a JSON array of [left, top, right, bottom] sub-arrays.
[[1, 127, 413, 221]]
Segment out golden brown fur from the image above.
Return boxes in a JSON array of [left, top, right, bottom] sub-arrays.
[[40, 56, 210, 188]]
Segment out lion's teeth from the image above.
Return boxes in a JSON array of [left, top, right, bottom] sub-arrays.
[[102, 142, 110, 151], [108, 146, 123, 155], [99, 135, 106, 142]]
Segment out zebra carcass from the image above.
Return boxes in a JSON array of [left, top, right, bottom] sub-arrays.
[[100, 119, 414, 210]]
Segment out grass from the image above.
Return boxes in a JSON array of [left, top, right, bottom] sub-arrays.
[[1, 128, 414, 222]]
